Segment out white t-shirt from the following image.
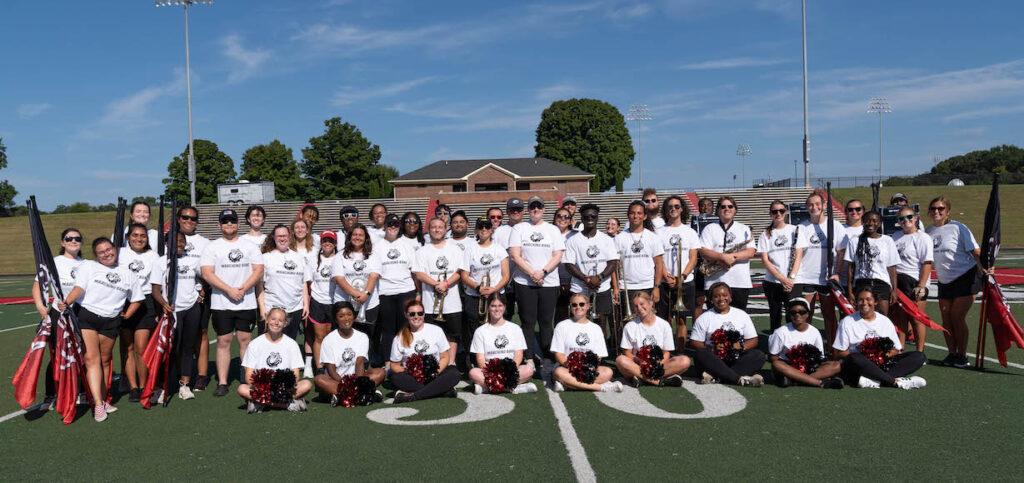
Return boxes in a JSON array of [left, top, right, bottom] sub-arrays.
[[114, 227, 160, 251], [366, 226, 386, 244], [400, 235, 424, 253], [557, 230, 578, 286], [839, 225, 863, 284], [262, 250, 312, 313], [319, 329, 370, 377], [925, 221, 980, 283], [844, 235, 900, 283], [462, 241, 508, 297], [413, 242, 465, 314], [242, 333, 305, 371], [690, 307, 758, 345], [390, 323, 449, 365], [308, 253, 340, 305], [200, 238, 263, 311], [768, 323, 825, 360], [657, 224, 702, 283], [240, 233, 266, 249], [699, 221, 754, 289], [794, 219, 847, 286], [564, 231, 619, 294], [614, 229, 665, 290], [150, 254, 202, 311], [550, 319, 609, 358], [650, 216, 666, 230], [833, 312, 902, 352], [493, 224, 515, 250], [619, 317, 676, 352], [373, 238, 417, 296], [332, 251, 381, 310], [37, 256, 85, 310], [892, 231, 934, 279], [509, 221, 565, 287], [118, 247, 160, 295], [470, 321, 528, 360], [74, 261, 145, 318], [756, 225, 804, 284], [449, 236, 473, 254]]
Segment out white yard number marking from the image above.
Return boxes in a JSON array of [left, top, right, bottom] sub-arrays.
[[366, 392, 515, 426], [593, 380, 746, 419]]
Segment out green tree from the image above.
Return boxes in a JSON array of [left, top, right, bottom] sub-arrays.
[[0, 138, 18, 215], [931, 144, 1023, 175], [300, 117, 397, 199], [163, 140, 236, 204], [534, 98, 634, 192], [240, 140, 304, 201]]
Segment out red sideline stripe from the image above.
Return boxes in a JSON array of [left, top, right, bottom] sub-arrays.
[[0, 297, 33, 305], [926, 267, 1023, 285]]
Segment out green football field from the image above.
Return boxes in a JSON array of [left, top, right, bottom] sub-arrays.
[[1, 272, 1022, 481]]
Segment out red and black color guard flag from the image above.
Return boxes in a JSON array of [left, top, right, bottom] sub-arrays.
[[141, 201, 179, 408], [894, 290, 948, 334], [978, 175, 1024, 367]]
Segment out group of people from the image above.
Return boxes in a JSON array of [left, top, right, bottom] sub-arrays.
[[31, 188, 991, 420]]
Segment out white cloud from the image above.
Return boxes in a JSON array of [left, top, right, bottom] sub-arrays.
[[87, 170, 164, 181], [535, 83, 581, 101], [17, 103, 51, 119], [76, 71, 185, 139], [221, 34, 271, 84], [941, 103, 1024, 122], [332, 76, 437, 106], [679, 57, 787, 70]]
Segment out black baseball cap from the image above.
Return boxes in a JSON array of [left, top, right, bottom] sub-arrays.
[[475, 216, 493, 230], [580, 203, 600, 214], [340, 205, 358, 216], [507, 197, 524, 210], [218, 209, 238, 224], [384, 214, 400, 227]]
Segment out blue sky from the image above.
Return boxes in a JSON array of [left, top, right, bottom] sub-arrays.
[[2, 0, 1023, 209]]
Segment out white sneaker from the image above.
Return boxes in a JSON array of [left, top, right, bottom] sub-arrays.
[[178, 383, 195, 400], [700, 372, 718, 385], [601, 381, 623, 393], [895, 376, 927, 390], [93, 404, 107, 422], [287, 399, 304, 412], [748, 374, 764, 387], [552, 380, 566, 392], [525, 359, 536, 370], [908, 376, 927, 388], [513, 382, 538, 394], [472, 384, 485, 395], [858, 376, 882, 389], [103, 401, 118, 413], [150, 388, 165, 405]]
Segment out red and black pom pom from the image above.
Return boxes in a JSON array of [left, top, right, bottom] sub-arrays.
[[636, 344, 665, 380], [785, 343, 824, 374], [270, 369, 297, 404], [710, 328, 745, 364], [483, 358, 520, 393], [405, 353, 440, 384], [857, 337, 896, 371], [335, 375, 376, 407], [249, 369, 274, 405], [565, 350, 600, 384]]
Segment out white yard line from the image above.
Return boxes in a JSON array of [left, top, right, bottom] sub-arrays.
[[546, 388, 596, 483], [0, 409, 27, 423], [922, 342, 1024, 370], [0, 323, 38, 333]]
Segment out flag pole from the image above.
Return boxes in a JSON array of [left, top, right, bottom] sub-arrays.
[[975, 280, 988, 370]]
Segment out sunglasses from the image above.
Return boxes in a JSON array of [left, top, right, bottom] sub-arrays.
[[897, 215, 915, 222], [508, 207, 524, 213], [529, 204, 544, 210], [219, 218, 238, 224], [570, 302, 587, 308], [846, 206, 864, 213], [179, 215, 198, 222], [719, 205, 735, 210], [341, 213, 358, 219], [790, 309, 809, 316], [406, 311, 425, 317], [555, 214, 571, 220], [404, 219, 420, 224], [643, 199, 657, 204], [489, 215, 503, 220], [435, 211, 450, 216], [770, 209, 786, 215], [667, 204, 683, 210], [386, 222, 401, 228], [63, 236, 83, 242], [928, 206, 946, 212], [582, 213, 599, 219]]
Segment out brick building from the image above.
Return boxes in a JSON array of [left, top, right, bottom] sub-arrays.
[[389, 157, 594, 204]]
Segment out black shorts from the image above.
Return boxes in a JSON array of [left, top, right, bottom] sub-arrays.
[[428, 312, 463, 338], [658, 281, 695, 317], [896, 273, 928, 301], [938, 266, 981, 300], [791, 283, 829, 296], [853, 278, 892, 302], [693, 269, 706, 297], [79, 308, 121, 338], [211, 309, 257, 336], [123, 294, 158, 331], [308, 299, 334, 327]]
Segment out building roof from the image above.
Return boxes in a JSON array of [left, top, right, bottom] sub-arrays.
[[390, 157, 593, 184]]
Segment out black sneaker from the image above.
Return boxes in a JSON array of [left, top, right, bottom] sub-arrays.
[[939, 354, 957, 366], [775, 375, 792, 388], [952, 354, 971, 369], [213, 384, 229, 397], [393, 391, 416, 404], [659, 375, 683, 387], [819, 377, 844, 390], [443, 388, 458, 398], [129, 388, 142, 402], [627, 376, 641, 388], [194, 375, 211, 392]]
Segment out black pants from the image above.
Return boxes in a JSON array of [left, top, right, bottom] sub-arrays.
[[656, 281, 696, 322], [503, 282, 517, 321], [174, 303, 203, 380], [842, 351, 926, 386], [694, 347, 766, 384], [763, 281, 790, 331], [379, 291, 417, 365], [515, 283, 558, 360], [390, 366, 461, 400]]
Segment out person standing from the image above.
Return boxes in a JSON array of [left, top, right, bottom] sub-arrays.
[[758, 201, 804, 331], [614, 201, 665, 306], [241, 205, 267, 248], [563, 204, 619, 350], [258, 224, 312, 340], [792, 192, 846, 329], [560, 196, 582, 231], [366, 203, 389, 243], [151, 231, 204, 400], [117, 224, 161, 402], [460, 216, 510, 338], [655, 195, 701, 345], [642, 188, 665, 229], [112, 201, 159, 250], [553, 207, 578, 323], [844, 211, 900, 316], [332, 225, 382, 358], [338, 205, 360, 241], [374, 214, 420, 366], [698, 196, 756, 309], [494, 198, 525, 320], [837, 199, 865, 293], [413, 218, 465, 368], [177, 206, 213, 391], [400, 211, 425, 252], [891, 207, 933, 352], [307, 230, 340, 374]]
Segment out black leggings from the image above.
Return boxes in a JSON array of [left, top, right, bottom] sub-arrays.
[[763, 281, 790, 331], [842, 351, 926, 386], [694, 347, 766, 384], [515, 283, 558, 360], [174, 303, 203, 380], [390, 366, 461, 400], [379, 291, 417, 365]]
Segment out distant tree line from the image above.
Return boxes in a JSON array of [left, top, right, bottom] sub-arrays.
[[886, 144, 1024, 185]]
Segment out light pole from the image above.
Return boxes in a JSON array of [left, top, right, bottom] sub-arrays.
[[794, 159, 798, 186], [627, 104, 652, 190], [736, 143, 751, 189], [801, 0, 810, 188], [156, 0, 212, 206], [868, 97, 891, 185]]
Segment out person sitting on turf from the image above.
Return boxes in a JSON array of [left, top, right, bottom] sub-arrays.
[[834, 288, 927, 390], [768, 298, 843, 389], [615, 291, 690, 387], [467, 294, 538, 394], [689, 282, 766, 386], [389, 299, 462, 403], [550, 293, 622, 392], [314, 302, 386, 406], [237, 307, 313, 412]]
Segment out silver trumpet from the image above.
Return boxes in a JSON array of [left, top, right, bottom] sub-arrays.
[[478, 272, 490, 322], [433, 271, 447, 323], [616, 251, 632, 323], [351, 277, 368, 324], [673, 239, 688, 316], [587, 265, 599, 321]]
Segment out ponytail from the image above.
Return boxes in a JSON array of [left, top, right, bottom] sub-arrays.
[[400, 298, 424, 348]]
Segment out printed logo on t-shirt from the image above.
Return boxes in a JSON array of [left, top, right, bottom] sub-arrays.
[[725, 232, 736, 244], [283, 259, 297, 271], [106, 272, 121, 284], [722, 321, 737, 331], [494, 334, 509, 349], [265, 351, 283, 368], [932, 235, 941, 248], [809, 234, 821, 245], [177, 264, 190, 275], [318, 265, 331, 278], [631, 239, 644, 253], [414, 339, 430, 354], [774, 236, 786, 247], [585, 245, 600, 258], [865, 329, 879, 339], [70, 267, 79, 279], [480, 253, 494, 266], [341, 347, 356, 363], [128, 260, 145, 273], [575, 332, 590, 346], [641, 334, 657, 347], [228, 249, 244, 263], [387, 248, 400, 260], [185, 242, 195, 253], [435, 256, 449, 271], [868, 245, 880, 258], [669, 234, 681, 246], [353, 259, 366, 272], [530, 232, 544, 243]]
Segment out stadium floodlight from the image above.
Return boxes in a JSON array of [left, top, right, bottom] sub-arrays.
[[801, 0, 810, 188], [736, 144, 751, 189], [626, 104, 652, 190], [155, 0, 212, 206], [868, 97, 892, 186]]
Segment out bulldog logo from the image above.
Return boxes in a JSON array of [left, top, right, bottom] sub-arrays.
[[228, 249, 244, 262], [725, 232, 736, 244], [480, 253, 494, 266], [642, 334, 658, 347], [774, 236, 787, 247], [435, 256, 449, 270], [128, 260, 145, 273], [283, 259, 297, 271], [342, 347, 356, 363], [353, 260, 366, 272], [585, 245, 600, 258], [669, 234, 681, 246], [530, 232, 544, 243], [387, 248, 400, 260], [809, 234, 821, 245], [106, 272, 121, 284], [575, 332, 590, 346], [494, 335, 509, 349], [319, 265, 332, 278], [414, 339, 430, 354], [70, 267, 78, 280], [265, 351, 283, 368]]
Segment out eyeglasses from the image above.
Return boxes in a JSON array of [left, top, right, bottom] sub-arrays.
[[643, 199, 657, 204], [63, 236, 83, 242], [928, 206, 946, 212], [719, 204, 735, 210], [341, 213, 358, 219], [770, 209, 786, 215], [404, 219, 420, 224], [846, 206, 864, 213], [555, 214, 571, 220], [570, 302, 587, 308], [897, 215, 915, 222], [790, 309, 809, 316], [667, 204, 683, 210], [489, 215, 503, 220], [435, 211, 450, 216], [582, 213, 599, 219], [179, 215, 198, 222], [406, 311, 424, 317]]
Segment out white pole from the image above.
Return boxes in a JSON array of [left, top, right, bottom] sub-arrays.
[[801, 0, 810, 188], [184, 3, 196, 206]]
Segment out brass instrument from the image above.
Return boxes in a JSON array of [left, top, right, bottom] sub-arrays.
[[433, 271, 447, 323], [478, 272, 490, 321], [351, 277, 368, 324], [672, 239, 688, 315], [616, 251, 633, 322], [587, 265, 599, 321], [699, 238, 752, 277]]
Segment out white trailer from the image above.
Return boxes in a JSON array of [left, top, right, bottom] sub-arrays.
[[217, 181, 276, 205]]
